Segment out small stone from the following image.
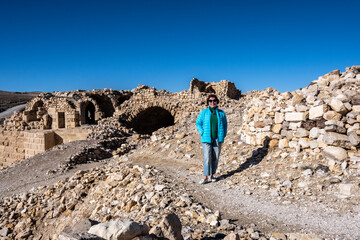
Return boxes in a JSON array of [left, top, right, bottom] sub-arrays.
[[278, 139, 289, 149], [348, 131, 360, 146], [224, 232, 240, 240], [323, 146, 348, 161], [309, 104, 327, 120], [339, 184, 357, 196], [302, 169, 313, 176], [0, 227, 10, 237], [271, 232, 287, 240], [341, 161, 348, 170], [285, 112, 307, 122], [328, 98, 347, 114], [154, 185, 166, 191]]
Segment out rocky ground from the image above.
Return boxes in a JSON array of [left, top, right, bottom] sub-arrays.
[[1, 67, 360, 239], [0, 105, 360, 239]]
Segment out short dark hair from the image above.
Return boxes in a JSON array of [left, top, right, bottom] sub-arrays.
[[207, 94, 219, 104]]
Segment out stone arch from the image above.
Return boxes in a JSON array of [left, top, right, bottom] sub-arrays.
[[129, 106, 175, 134], [205, 85, 216, 93], [89, 95, 115, 118], [27, 100, 46, 121], [117, 95, 131, 106], [81, 101, 96, 124]]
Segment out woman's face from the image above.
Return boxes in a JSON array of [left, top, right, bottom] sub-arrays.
[[208, 98, 218, 108]]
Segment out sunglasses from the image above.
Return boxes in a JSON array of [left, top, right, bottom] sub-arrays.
[[208, 100, 217, 103]]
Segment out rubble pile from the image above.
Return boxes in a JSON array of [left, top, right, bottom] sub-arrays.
[[1, 111, 29, 131], [87, 117, 133, 140], [240, 66, 360, 166], [2, 67, 360, 239], [0, 161, 270, 240]]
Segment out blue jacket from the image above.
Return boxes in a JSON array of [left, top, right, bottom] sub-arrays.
[[196, 107, 227, 143]]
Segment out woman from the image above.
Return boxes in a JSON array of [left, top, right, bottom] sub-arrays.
[[196, 94, 227, 184]]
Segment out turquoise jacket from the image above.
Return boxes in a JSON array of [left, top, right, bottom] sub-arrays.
[[196, 107, 228, 143]]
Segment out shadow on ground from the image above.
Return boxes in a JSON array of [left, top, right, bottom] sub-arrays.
[[218, 137, 270, 181]]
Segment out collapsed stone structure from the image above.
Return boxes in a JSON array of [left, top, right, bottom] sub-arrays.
[[240, 66, 360, 163], [0, 80, 240, 167], [2, 67, 360, 239], [189, 78, 241, 99]]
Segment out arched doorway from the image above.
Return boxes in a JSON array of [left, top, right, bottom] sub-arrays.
[[89, 95, 115, 118], [28, 100, 45, 121], [130, 107, 174, 134], [84, 102, 96, 124]]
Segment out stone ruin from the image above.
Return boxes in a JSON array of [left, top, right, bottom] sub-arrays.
[[240, 65, 360, 164], [1, 65, 360, 169], [189, 78, 241, 99], [0, 79, 241, 167]]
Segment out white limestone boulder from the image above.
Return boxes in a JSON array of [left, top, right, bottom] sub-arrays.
[[323, 146, 347, 161]]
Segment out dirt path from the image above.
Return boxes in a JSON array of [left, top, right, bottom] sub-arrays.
[[0, 140, 108, 198], [1, 136, 360, 239], [127, 146, 360, 240]]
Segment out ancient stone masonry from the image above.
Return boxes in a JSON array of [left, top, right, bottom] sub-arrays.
[[189, 78, 241, 99], [0, 80, 241, 166], [2, 89, 133, 131], [240, 65, 360, 162]]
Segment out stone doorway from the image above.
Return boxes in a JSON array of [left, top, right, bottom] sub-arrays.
[[84, 102, 96, 124], [130, 107, 174, 134], [58, 112, 65, 128]]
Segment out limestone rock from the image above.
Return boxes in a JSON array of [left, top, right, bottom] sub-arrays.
[[339, 184, 358, 196], [328, 98, 347, 114], [149, 213, 183, 240], [323, 132, 350, 148], [323, 146, 347, 161], [323, 111, 342, 121], [278, 139, 289, 149], [309, 104, 327, 120], [58, 232, 105, 240], [274, 112, 284, 124], [285, 112, 307, 122], [88, 220, 149, 240], [348, 131, 360, 146]]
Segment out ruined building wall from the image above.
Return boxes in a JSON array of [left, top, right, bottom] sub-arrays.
[[0, 130, 25, 167], [0, 128, 90, 168], [240, 66, 360, 161], [0, 80, 241, 166]]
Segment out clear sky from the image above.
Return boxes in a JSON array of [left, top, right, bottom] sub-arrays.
[[1, 0, 359, 93]]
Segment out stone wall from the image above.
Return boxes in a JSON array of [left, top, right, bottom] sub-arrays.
[[189, 78, 241, 99], [240, 66, 360, 161], [0, 130, 25, 167], [24, 131, 56, 158], [0, 128, 90, 167], [0, 79, 242, 165], [54, 128, 91, 143]]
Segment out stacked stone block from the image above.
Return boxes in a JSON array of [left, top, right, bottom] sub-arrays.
[[0, 130, 25, 167], [240, 66, 360, 162], [24, 131, 56, 158], [0, 128, 90, 167], [54, 128, 90, 143]]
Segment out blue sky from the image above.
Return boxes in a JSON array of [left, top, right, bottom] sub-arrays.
[[0, 0, 359, 93]]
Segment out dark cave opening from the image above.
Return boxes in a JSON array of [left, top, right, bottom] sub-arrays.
[[130, 107, 174, 134]]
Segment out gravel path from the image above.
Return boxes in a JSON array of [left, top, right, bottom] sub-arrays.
[[1, 138, 360, 239], [129, 151, 360, 240]]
